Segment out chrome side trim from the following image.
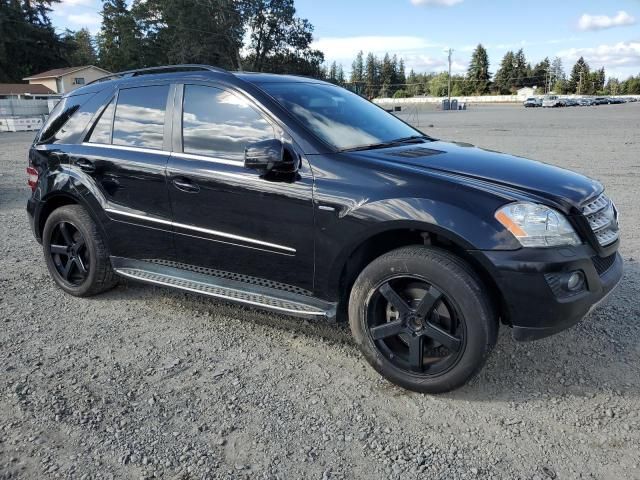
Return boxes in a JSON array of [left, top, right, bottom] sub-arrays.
[[105, 207, 296, 254], [172, 151, 241, 167], [83, 142, 171, 156]]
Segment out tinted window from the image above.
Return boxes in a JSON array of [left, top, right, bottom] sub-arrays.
[[182, 85, 274, 159], [88, 98, 115, 144], [112, 85, 169, 149], [37, 93, 92, 143], [259, 82, 419, 150]]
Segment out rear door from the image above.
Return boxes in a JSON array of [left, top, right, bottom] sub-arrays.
[[77, 83, 175, 260], [166, 83, 315, 292]]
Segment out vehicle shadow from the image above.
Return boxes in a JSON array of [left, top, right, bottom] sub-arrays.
[[447, 259, 640, 401], [96, 259, 640, 401]]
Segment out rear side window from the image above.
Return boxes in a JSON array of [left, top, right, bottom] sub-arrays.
[[37, 93, 93, 143], [112, 85, 169, 149], [88, 98, 115, 144], [182, 85, 274, 160]]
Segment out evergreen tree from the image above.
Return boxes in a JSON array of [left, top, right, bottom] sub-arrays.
[[398, 58, 406, 86], [336, 64, 345, 85], [0, 0, 68, 82], [350, 50, 364, 83], [62, 28, 97, 66], [379, 53, 393, 96], [493, 51, 515, 93], [530, 57, 550, 92], [568, 56, 590, 94], [364, 52, 378, 98], [97, 0, 142, 71], [512, 49, 528, 88], [466, 43, 490, 94], [328, 61, 337, 82]]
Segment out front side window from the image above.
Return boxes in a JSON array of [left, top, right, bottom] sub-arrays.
[[258, 82, 420, 151], [112, 85, 169, 149], [182, 85, 274, 160]]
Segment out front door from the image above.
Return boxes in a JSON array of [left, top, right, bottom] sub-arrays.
[[166, 83, 315, 292]]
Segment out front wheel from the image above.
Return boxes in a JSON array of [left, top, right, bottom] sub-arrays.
[[349, 246, 497, 393]]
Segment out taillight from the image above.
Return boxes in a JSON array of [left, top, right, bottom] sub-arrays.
[[27, 167, 39, 191]]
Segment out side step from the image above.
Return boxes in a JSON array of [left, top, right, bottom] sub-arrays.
[[110, 257, 336, 320]]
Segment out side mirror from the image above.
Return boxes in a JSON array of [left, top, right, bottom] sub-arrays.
[[244, 139, 297, 175], [244, 139, 284, 173]]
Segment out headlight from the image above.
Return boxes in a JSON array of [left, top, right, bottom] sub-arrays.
[[495, 202, 581, 247]]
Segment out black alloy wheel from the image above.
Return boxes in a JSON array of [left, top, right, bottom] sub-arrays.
[[366, 276, 465, 376], [349, 246, 497, 393], [49, 221, 90, 287]]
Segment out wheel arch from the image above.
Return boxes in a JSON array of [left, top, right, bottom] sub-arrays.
[[331, 222, 508, 326], [37, 191, 108, 246]]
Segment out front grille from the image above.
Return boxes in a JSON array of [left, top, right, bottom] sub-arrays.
[[581, 193, 619, 247], [592, 254, 617, 276]]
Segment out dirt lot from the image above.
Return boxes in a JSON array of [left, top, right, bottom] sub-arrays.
[[1, 104, 639, 480]]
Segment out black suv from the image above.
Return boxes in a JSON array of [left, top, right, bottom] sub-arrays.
[[27, 65, 623, 393]]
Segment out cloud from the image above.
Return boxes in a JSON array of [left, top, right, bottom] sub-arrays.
[[67, 12, 101, 26], [557, 41, 640, 79], [410, 0, 463, 6], [577, 11, 636, 31]]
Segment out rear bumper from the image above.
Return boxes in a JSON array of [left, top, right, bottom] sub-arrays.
[[471, 245, 623, 341]]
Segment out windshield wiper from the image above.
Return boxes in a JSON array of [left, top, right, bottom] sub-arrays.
[[339, 135, 432, 152]]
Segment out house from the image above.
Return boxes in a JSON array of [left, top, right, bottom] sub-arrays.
[[0, 83, 58, 100], [23, 66, 111, 94], [516, 86, 539, 101]]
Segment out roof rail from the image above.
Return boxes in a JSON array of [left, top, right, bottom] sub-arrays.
[[90, 64, 228, 85]]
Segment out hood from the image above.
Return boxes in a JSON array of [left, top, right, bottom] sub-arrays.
[[355, 140, 602, 209]]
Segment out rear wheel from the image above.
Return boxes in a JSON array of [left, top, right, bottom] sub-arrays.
[[349, 246, 497, 393], [43, 205, 117, 296]]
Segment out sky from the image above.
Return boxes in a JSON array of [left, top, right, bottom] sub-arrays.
[[50, 0, 640, 81]]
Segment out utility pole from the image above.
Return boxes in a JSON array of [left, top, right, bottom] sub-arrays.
[[578, 70, 584, 95], [447, 48, 453, 108]]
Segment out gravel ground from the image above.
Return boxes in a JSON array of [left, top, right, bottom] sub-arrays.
[[1, 103, 639, 480]]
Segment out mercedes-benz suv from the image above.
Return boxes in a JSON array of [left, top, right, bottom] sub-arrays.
[[27, 65, 623, 393]]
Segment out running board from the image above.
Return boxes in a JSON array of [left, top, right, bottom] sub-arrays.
[[110, 257, 336, 320]]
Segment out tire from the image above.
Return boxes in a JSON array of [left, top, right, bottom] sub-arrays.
[[349, 246, 497, 393], [42, 204, 118, 297]]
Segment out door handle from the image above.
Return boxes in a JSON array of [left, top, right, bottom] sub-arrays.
[[75, 158, 95, 173], [172, 177, 200, 193], [50, 151, 68, 162]]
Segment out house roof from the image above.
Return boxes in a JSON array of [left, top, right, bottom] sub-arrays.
[[0, 83, 57, 95], [23, 65, 111, 80]]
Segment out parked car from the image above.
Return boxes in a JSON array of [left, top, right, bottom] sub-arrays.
[[577, 98, 595, 106], [27, 65, 623, 393], [542, 95, 562, 107], [523, 97, 541, 107], [594, 97, 609, 105], [608, 97, 625, 104], [559, 98, 579, 107]]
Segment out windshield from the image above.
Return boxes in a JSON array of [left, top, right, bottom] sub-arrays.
[[259, 82, 421, 150]]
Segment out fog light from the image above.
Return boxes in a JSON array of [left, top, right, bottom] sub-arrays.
[[566, 271, 585, 291]]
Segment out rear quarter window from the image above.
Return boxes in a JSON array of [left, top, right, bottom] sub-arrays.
[[37, 93, 94, 144]]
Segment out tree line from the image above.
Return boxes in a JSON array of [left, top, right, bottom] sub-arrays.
[[327, 45, 640, 98], [2, 2, 639, 97], [0, 0, 324, 83]]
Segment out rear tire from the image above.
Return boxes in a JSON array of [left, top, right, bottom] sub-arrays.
[[349, 246, 497, 393], [42, 205, 117, 297]]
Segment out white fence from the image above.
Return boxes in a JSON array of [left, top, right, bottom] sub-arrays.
[[375, 95, 519, 105], [0, 98, 56, 117]]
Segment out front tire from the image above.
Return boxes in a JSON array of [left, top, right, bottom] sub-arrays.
[[42, 205, 117, 297], [349, 246, 497, 393]]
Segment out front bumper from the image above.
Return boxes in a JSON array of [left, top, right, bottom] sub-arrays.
[[471, 245, 623, 341]]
